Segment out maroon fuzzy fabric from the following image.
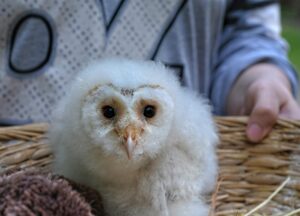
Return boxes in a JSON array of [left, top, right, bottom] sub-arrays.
[[0, 169, 105, 216]]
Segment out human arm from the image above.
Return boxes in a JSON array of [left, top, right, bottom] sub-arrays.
[[227, 63, 300, 142], [210, 0, 300, 142]]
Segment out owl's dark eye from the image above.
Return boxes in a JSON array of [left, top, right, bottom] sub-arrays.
[[102, 106, 115, 119], [143, 105, 156, 118]]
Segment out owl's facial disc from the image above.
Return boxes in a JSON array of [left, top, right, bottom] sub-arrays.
[[82, 83, 174, 160]]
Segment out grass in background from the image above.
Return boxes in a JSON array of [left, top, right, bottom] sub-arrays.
[[282, 24, 300, 73]]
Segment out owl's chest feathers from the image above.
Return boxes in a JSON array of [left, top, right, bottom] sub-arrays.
[[98, 145, 200, 198], [97, 158, 166, 213]]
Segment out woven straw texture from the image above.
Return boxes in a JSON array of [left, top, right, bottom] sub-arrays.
[[1, 117, 300, 215]]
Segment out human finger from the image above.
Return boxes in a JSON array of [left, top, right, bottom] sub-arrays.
[[245, 86, 280, 143]]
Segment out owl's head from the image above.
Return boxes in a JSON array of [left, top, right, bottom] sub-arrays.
[[64, 59, 180, 161]]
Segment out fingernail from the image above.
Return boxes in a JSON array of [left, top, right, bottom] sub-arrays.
[[247, 123, 263, 143]]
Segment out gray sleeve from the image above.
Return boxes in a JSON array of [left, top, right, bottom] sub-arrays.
[[210, 1, 299, 115]]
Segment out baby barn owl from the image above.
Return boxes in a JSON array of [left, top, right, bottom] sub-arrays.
[[50, 59, 219, 216]]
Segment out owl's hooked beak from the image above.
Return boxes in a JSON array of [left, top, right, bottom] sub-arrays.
[[121, 125, 142, 159], [124, 135, 135, 160]]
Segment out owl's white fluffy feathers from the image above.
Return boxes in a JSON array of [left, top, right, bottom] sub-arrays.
[[50, 59, 219, 216]]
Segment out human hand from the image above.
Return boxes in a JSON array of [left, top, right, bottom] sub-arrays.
[[227, 63, 300, 142]]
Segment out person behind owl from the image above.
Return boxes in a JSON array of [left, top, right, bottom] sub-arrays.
[[0, 0, 299, 143]]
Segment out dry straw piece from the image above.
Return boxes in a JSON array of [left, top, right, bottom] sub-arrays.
[[1, 117, 300, 215]]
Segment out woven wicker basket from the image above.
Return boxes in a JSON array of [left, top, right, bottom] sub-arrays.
[[1, 117, 300, 215]]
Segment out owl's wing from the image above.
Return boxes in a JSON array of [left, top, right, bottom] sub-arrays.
[[169, 88, 219, 194]]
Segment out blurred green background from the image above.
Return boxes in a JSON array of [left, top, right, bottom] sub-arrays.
[[281, 1, 300, 73]]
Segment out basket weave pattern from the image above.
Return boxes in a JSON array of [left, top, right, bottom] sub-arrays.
[[1, 117, 300, 215]]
